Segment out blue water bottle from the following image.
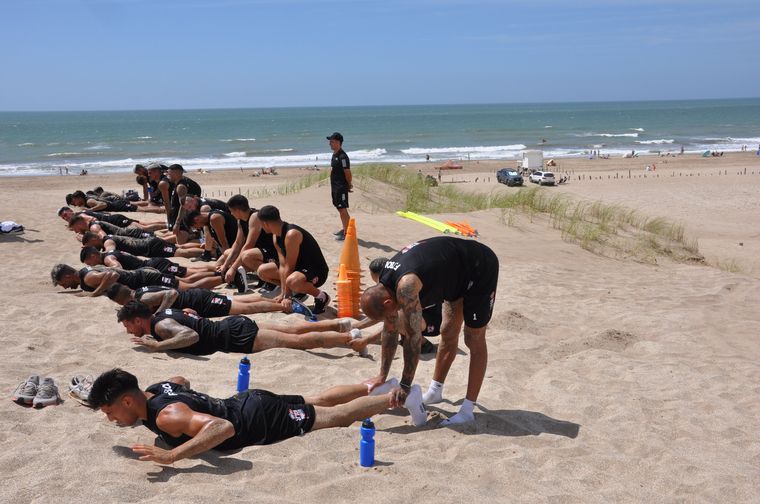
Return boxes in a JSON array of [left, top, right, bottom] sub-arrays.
[[237, 356, 250, 392], [360, 418, 375, 467]]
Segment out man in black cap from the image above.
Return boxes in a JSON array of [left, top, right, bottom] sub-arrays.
[[326, 132, 352, 241]]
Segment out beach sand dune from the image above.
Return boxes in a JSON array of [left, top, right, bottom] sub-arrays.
[[2, 154, 759, 503]]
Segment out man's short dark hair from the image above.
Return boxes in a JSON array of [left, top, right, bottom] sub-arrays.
[[134, 164, 146, 173], [369, 257, 389, 275], [136, 175, 147, 185], [58, 206, 72, 216], [80, 246, 101, 263], [81, 231, 100, 246], [227, 194, 250, 212], [72, 190, 87, 200], [184, 209, 202, 228], [68, 214, 87, 229], [106, 283, 131, 302], [89, 368, 141, 409], [65, 194, 74, 205], [168, 164, 184, 172], [117, 300, 153, 323], [257, 205, 280, 222], [50, 263, 76, 285]]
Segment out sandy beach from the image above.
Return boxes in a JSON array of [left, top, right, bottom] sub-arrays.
[[2, 152, 759, 503]]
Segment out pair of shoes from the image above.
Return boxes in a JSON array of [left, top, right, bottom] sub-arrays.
[[233, 266, 248, 294], [11, 376, 60, 408], [69, 375, 94, 404], [334, 230, 345, 241], [312, 292, 331, 314], [191, 250, 214, 262]]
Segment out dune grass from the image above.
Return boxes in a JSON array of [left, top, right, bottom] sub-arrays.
[[351, 164, 704, 264]]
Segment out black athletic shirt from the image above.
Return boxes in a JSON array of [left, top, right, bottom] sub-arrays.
[[208, 209, 238, 247], [105, 234, 174, 258], [169, 176, 203, 226], [77, 266, 176, 292], [150, 309, 256, 355], [199, 197, 229, 213], [330, 149, 350, 188], [136, 286, 231, 318], [81, 211, 134, 227], [93, 220, 152, 239], [104, 250, 146, 270], [378, 236, 488, 307], [94, 196, 136, 213], [105, 251, 182, 275], [144, 381, 300, 449], [276, 222, 327, 273]]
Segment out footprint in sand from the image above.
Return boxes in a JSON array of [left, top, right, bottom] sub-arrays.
[[490, 310, 540, 334], [548, 329, 639, 360]]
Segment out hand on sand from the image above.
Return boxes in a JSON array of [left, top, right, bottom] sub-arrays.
[[131, 335, 159, 351], [223, 268, 236, 284], [131, 444, 175, 465], [440, 410, 474, 426]]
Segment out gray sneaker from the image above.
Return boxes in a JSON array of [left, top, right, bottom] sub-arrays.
[[11, 375, 39, 405], [33, 377, 60, 409], [69, 374, 94, 404]]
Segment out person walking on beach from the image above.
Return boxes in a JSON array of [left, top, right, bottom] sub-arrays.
[[88, 368, 409, 465], [360, 236, 499, 426], [327, 132, 352, 241]]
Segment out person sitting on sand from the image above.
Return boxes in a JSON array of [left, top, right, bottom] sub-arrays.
[[255, 205, 331, 314], [88, 368, 412, 465], [115, 300, 370, 355]]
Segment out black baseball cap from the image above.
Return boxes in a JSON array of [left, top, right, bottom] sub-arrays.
[[326, 132, 344, 142]]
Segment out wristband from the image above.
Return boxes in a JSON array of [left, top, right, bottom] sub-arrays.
[[399, 381, 412, 391]]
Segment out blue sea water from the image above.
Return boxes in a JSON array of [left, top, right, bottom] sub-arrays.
[[1, 99, 758, 176]]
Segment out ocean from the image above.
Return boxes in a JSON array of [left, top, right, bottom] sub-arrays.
[[1, 99, 758, 177]]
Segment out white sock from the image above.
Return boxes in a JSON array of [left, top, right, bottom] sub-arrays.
[[441, 398, 476, 426], [422, 380, 444, 405]]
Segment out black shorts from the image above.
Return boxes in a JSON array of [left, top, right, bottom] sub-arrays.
[[462, 246, 499, 329], [204, 293, 232, 318], [260, 246, 278, 264], [298, 264, 328, 289], [241, 390, 316, 445], [146, 239, 178, 258], [146, 258, 187, 277], [421, 305, 443, 336], [226, 317, 258, 353], [159, 274, 180, 289], [331, 186, 349, 209]]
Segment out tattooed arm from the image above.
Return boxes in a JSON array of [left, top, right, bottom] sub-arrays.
[[396, 274, 424, 391]]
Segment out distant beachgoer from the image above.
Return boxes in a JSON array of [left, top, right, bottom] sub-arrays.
[[327, 132, 352, 241]]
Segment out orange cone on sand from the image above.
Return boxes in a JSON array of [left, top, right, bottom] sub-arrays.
[[336, 218, 362, 317], [336, 264, 353, 317]]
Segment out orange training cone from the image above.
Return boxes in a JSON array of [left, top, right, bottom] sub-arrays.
[[336, 263, 353, 318]]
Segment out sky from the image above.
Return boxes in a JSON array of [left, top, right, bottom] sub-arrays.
[[1, 0, 758, 111]]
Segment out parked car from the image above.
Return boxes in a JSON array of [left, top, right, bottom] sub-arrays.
[[529, 171, 556, 186], [496, 168, 523, 186]]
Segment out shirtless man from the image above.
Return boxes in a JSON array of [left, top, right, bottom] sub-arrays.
[[89, 368, 411, 464], [116, 300, 370, 355], [360, 236, 499, 426], [256, 205, 331, 314]]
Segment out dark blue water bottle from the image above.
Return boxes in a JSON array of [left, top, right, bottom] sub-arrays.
[[237, 356, 250, 392], [360, 418, 375, 467]]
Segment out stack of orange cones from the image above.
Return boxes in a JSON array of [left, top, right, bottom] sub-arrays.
[[336, 218, 362, 317], [336, 264, 353, 317]]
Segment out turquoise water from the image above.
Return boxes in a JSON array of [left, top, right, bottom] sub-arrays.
[[1, 99, 758, 176]]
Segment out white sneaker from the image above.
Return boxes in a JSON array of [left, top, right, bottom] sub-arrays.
[[69, 374, 94, 404], [404, 384, 427, 426]]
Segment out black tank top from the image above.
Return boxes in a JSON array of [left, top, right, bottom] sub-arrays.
[[105, 235, 152, 256], [82, 211, 132, 227], [276, 222, 327, 272], [136, 286, 229, 316], [144, 382, 286, 449], [97, 196, 133, 212], [208, 209, 238, 246], [200, 197, 229, 213], [93, 220, 150, 238], [378, 236, 484, 307], [78, 265, 171, 292], [242, 210, 274, 253], [168, 176, 202, 226], [105, 250, 147, 270], [150, 309, 252, 355]]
